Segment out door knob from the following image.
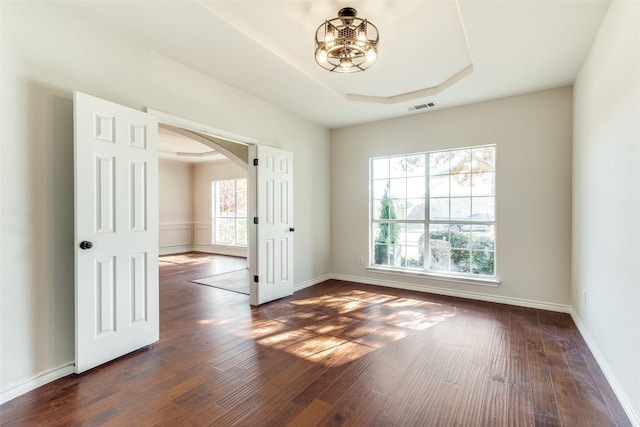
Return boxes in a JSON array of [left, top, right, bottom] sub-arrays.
[[289, 227, 295, 232], [79, 241, 93, 250]]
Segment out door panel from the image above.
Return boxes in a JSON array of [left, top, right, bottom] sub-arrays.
[[251, 145, 294, 305], [74, 92, 159, 373]]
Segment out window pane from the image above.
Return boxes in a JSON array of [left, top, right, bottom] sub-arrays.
[[215, 218, 235, 244], [429, 175, 449, 197], [390, 157, 406, 178], [406, 177, 425, 198], [216, 180, 236, 217], [391, 245, 403, 267], [372, 179, 389, 200], [451, 249, 470, 273], [375, 195, 400, 220], [372, 158, 389, 179], [472, 172, 494, 196], [449, 229, 470, 249], [389, 178, 406, 199], [450, 173, 471, 197], [472, 146, 495, 172], [472, 250, 495, 275], [237, 218, 247, 246], [430, 198, 449, 220], [373, 222, 400, 245], [406, 200, 425, 220], [450, 197, 471, 220], [373, 243, 389, 265], [471, 197, 495, 219], [406, 223, 424, 246], [405, 155, 425, 177], [429, 151, 453, 175], [428, 224, 449, 272], [402, 246, 423, 269], [450, 150, 471, 174]]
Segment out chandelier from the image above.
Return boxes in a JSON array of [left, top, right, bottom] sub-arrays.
[[314, 7, 379, 73]]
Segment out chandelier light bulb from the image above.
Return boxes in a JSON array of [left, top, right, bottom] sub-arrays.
[[340, 59, 352, 69], [314, 7, 379, 73]]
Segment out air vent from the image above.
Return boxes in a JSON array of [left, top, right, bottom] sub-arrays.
[[408, 102, 436, 111]]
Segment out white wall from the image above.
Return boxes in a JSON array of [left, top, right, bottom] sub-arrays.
[[192, 160, 248, 257], [331, 87, 573, 310], [572, 1, 640, 423], [159, 159, 194, 254], [0, 2, 330, 402]]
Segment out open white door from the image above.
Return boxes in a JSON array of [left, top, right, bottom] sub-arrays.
[[74, 92, 159, 373], [250, 145, 294, 305]]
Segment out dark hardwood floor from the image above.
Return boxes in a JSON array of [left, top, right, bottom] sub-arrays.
[[0, 252, 631, 426]]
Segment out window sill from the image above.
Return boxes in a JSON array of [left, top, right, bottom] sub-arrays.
[[366, 266, 500, 287]]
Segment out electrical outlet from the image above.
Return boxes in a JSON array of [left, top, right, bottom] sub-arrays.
[[358, 256, 364, 265]]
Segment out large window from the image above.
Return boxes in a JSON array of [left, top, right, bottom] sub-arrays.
[[212, 179, 247, 246], [370, 145, 496, 278]]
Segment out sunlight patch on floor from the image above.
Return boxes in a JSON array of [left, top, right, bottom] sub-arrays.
[[233, 289, 458, 367]]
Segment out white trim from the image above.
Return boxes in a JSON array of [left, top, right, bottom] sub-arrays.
[[0, 362, 75, 405], [147, 109, 259, 146], [570, 310, 640, 427], [367, 266, 500, 287], [294, 274, 331, 292], [331, 273, 571, 313]]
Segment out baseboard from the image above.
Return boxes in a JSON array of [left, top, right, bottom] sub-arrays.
[[159, 245, 193, 255], [294, 274, 331, 292], [0, 362, 75, 405], [570, 310, 640, 427], [330, 274, 572, 313], [193, 244, 247, 258]]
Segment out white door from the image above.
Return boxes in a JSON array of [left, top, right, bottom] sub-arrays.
[[74, 92, 159, 373], [250, 145, 294, 305]]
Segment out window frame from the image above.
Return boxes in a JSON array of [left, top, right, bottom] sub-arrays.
[[211, 178, 248, 247], [368, 145, 499, 286]]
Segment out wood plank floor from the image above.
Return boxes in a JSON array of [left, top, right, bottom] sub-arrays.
[[0, 252, 631, 426]]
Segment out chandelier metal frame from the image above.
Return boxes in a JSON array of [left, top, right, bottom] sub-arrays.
[[314, 7, 379, 73]]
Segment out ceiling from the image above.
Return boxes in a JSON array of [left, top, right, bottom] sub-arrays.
[[158, 126, 227, 163], [56, 0, 611, 129]]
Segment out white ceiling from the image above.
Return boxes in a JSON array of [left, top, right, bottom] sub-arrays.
[[158, 126, 227, 163], [56, 0, 611, 129]]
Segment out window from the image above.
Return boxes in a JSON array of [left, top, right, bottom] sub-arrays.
[[212, 179, 247, 246], [370, 145, 496, 278]]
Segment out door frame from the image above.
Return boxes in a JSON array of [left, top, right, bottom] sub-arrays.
[[147, 109, 260, 304]]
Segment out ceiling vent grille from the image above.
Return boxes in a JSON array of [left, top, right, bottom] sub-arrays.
[[408, 102, 435, 111]]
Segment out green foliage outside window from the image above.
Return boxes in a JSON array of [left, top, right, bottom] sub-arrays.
[[374, 184, 399, 265], [428, 229, 495, 275]]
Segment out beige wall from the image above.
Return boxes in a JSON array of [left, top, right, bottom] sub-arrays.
[[331, 87, 573, 309], [159, 160, 193, 224], [159, 159, 194, 254], [572, 1, 640, 423], [0, 2, 331, 401]]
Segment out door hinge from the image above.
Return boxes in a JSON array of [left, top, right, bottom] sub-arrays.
[[253, 217, 259, 225], [253, 158, 259, 166], [253, 275, 259, 283]]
